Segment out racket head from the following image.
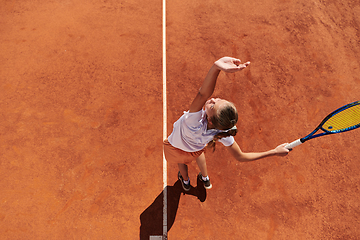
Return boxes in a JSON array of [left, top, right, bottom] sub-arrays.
[[320, 100, 360, 133], [287, 101, 360, 149]]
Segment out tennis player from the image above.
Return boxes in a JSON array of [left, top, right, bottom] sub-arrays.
[[163, 57, 290, 191]]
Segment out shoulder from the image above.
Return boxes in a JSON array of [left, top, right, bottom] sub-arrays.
[[183, 109, 204, 119], [180, 109, 205, 128]]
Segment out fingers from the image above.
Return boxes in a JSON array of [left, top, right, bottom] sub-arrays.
[[231, 61, 250, 72], [276, 143, 291, 154], [215, 57, 250, 72], [232, 58, 242, 66], [230, 61, 250, 70], [239, 61, 251, 69], [282, 143, 290, 152]]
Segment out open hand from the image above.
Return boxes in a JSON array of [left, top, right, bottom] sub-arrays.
[[214, 57, 250, 73]]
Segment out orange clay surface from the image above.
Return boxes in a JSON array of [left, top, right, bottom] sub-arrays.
[[1, 0, 360, 239]]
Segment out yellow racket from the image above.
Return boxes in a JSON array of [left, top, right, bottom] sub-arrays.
[[286, 100, 360, 149]]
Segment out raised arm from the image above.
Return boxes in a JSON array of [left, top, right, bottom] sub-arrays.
[[189, 57, 250, 113], [226, 141, 289, 162]]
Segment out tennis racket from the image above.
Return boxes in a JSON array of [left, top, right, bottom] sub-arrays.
[[285, 100, 360, 149]]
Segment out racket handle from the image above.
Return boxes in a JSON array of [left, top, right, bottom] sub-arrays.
[[285, 139, 303, 149]]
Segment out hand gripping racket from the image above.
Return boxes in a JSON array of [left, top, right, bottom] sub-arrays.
[[285, 100, 360, 150]]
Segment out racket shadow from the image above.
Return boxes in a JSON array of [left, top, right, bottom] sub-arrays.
[[139, 178, 207, 239]]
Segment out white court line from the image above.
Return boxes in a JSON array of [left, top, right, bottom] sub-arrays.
[[162, 0, 168, 239]]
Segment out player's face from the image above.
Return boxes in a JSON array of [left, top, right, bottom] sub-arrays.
[[204, 98, 228, 119]]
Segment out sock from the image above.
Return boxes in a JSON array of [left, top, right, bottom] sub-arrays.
[[183, 179, 190, 185], [202, 175, 209, 181]]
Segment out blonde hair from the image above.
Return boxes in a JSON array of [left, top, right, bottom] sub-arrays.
[[207, 102, 238, 151]]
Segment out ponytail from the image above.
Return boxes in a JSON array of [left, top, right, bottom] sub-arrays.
[[207, 101, 238, 152], [207, 127, 238, 152]]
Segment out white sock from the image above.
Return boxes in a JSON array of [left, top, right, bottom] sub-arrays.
[[202, 175, 209, 181], [183, 179, 190, 185]]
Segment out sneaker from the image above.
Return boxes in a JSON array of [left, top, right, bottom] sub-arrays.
[[178, 171, 191, 191], [198, 172, 212, 189]]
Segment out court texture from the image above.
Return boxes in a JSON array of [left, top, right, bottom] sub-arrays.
[[1, 0, 360, 239]]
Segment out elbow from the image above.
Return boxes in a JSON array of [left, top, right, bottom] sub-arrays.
[[197, 89, 210, 100], [234, 152, 256, 162], [235, 155, 249, 162]]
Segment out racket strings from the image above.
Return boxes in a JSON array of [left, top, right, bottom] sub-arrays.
[[323, 104, 360, 132]]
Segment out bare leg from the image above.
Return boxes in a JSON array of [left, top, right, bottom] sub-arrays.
[[178, 163, 189, 181], [196, 152, 208, 177]]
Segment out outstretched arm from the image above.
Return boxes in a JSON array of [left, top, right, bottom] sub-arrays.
[[226, 141, 289, 162], [189, 57, 250, 113]]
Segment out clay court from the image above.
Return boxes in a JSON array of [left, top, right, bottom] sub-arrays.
[[1, 0, 360, 239]]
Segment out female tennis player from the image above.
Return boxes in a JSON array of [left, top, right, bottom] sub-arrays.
[[163, 57, 290, 191]]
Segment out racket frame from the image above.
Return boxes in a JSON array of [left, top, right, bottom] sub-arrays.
[[285, 100, 360, 149]]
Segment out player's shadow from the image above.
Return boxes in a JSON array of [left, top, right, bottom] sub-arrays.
[[139, 177, 206, 239]]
